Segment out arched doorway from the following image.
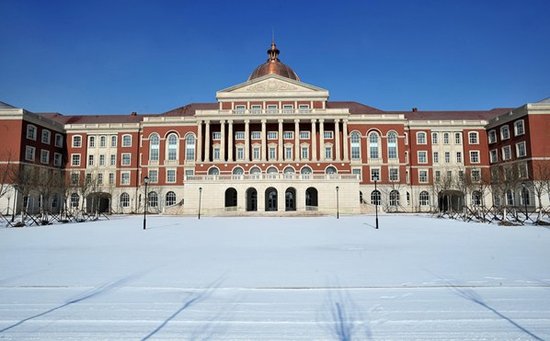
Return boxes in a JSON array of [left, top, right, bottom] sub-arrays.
[[438, 190, 464, 212], [265, 187, 278, 211], [285, 187, 296, 211], [246, 188, 257, 211], [306, 187, 318, 210], [225, 188, 238, 209]]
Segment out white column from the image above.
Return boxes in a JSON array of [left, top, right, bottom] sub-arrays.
[[261, 119, 267, 161], [278, 119, 283, 161], [311, 119, 317, 161], [244, 120, 250, 161], [342, 119, 349, 161], [220, 120, 226, 162], [319, 119, 325, 161], [227, 120, 233, 162], [335, 119, 341, 161], [294, 119, 300, 161], [196, 120, 202, 162], [204, 120, 210, 162]]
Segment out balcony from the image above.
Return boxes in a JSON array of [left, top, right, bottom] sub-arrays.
[[186, 173, 359, 182]]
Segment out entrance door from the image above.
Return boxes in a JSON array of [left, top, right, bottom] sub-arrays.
[[246, 188, 257, 211], [285, 188, 296, 211], [265, 187, 278, 211]]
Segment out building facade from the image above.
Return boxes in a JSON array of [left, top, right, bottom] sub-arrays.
[[1, 43, 549, 216]]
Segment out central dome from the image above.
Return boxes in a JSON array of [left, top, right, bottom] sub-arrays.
[[248, 42, 300, 81]]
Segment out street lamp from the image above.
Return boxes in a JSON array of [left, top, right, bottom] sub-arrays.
[[521, 182, 528, 222], [143, 176, 149, 230], [336, 186, 340, 219], [11, 186, 17, 222], [198, 187, 203, 220], [374, 177, 379, 229]]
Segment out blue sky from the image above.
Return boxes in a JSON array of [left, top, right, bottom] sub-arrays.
[[1, 0, 549, 114]]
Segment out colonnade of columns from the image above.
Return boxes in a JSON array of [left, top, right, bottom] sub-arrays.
[[195, 118, 349, 163]]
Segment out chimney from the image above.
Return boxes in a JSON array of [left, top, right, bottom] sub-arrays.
[[130, 112, 137, 116], [412, 107, 418, 112]]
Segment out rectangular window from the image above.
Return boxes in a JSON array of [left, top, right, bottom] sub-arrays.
[[324, 131, 334, 139], [416, 132, 427, 144], [445, 152, 450, 163], [72, 136, 82, 148], [500, 125, 510, 140], [285, 146, 292, 160], [443, 133, 449, 144], [418, 151, 427, 164], [148, 170, 158, 183], [99, 136, 106, 147], [432, 132, 438, 144], [455, 132, 462, 144], [502, 145, 512, 160], [71, 172, 80, 185], [184, 169, 194, 180], [212, 132, 221, 140], [253, 147, 261, 160], [471, 169, 481, 182], [419, 170, 428, 183], [269, 147, 277, 160], [71, 154, 80, 166], [490, 149, 498, 163], [111, 135, 117, 147], [267, 104, 277, 114], [389, 168, 399, 181], [251, 105, 262, 114], [251, 131, 261, 139], [40, 150, 49, 164], [122, 153, 131, 166], [122, 135, 132, 147], [352, 168, 362, 180], [282, 104, 293, 113], [325, 146, 332, 160], [55, 134, 63, 147], [99, 154, 105, 166], [41, 130, 51, 144], [283, 131, 294, 139], [516, 141, 527, 157], [370, 168, 380, 181], [518, 162, 528, 178], [108, 173, 114, 185], [88, 154, 94, 166], [298, 104, 310, 113], [166, 169, 176, 183], [488, 130, 497, 144], [435, 170, 441, 182], [234, 105, 246, 113], [470, 151, 480, 163], [96, 173, 103, 185], [110, 154, 116, 166], [54, 152, 62, 167], [267, 131, 278, 139], [235, 131, 245, 140], [456, 151, 462, 163], [89, 136, 95, 148], [299, 131, 310, 139], [121, 172, 130, 185], [85, 173, 92, 183], [213, 147, 220, 160], [468, 132, 478, 144], [26, 125, 37, 140], [301, 146, 309, 160], [433, 152, 439, 163], [514, 120, 525, 136], [237, 147, 245, 160]]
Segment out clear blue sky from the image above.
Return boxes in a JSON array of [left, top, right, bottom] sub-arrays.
[[1, 0, 549, 114]]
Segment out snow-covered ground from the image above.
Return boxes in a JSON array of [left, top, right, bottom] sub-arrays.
[[1, 215, 549, 340]]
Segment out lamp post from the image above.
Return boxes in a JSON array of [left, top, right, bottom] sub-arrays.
[[522, 182, 528, 222], [374, 177, 379, 229], [198, 187, 203, 219], [336, 186, 340, 219], [143, 176, 149, 230], [11, 186, 17, 222]]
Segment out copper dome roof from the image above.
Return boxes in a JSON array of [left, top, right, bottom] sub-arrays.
[[248, 42, 300, 81]]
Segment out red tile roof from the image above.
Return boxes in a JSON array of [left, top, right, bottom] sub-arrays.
[[162, 103, 218, 116], [401, 108, 512, 121], [326, 101, 385, 114], [40, 112, 149, 124]]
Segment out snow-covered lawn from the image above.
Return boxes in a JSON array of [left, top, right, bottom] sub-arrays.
[[1, 215, 549, 340]]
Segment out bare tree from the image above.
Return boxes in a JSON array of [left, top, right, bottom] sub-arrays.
[[532, 160, 550, 222]]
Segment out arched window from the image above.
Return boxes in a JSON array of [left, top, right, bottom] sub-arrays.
[[325, 166, 337, 174], [166, 191, 176, 206], [232, 167, 244, 175], [120, 193, 130, 207], [148, 191, 158, 207], [472, 191, 482, 206], [387, 131, 398, 159], [70, 193, 80, 208], [389, 190, 400, 206], [419, 191, 430, 206], [284, 166, 295, 179], [301, 166, 312, 174], [208, 167, 220, 175], [167, 133, 178, 161], [369, 132, 379, 159], [371, 190, 381, 205], [306, 187, 318, 208], [350, 132, 361, 160], [266, 166, 278, 174], [185, 134, 195, 161], [249, 166, 261, 174], [149, 134, 160, 161]]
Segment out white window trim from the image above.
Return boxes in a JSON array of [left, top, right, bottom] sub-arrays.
[[41, 129, 51, 144], [468, 131, 479, 145], [488, 130, 497, 144], [121, 153, 132, 166], [469, 150, 480, 164], [417, 150, 428, 164], [122, 134, 132, 147], [418, 169, 429, 183], [370, 167, 381, 182], [71, 153, 81, 166], [514, 119, 525, 136], [416, 132, 427, 145], [26, 124, 37, 141], [516, 141, 527, 158], [120, 171, 131, 185], [72, 135, 82, 148], [25, 146, 36, 161], [55, 133, 63, 147]]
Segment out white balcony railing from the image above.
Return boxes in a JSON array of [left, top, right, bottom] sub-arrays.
[[186, 174, 359, 182]]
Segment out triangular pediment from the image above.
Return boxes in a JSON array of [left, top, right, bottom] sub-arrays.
[[216, 74, 329, 100]]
